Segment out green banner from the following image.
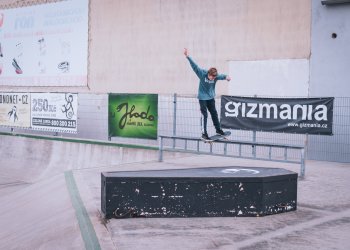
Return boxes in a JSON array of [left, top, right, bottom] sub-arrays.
[[108, 94, 158, 139]]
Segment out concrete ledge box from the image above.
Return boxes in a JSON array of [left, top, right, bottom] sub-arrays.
[[101, 167, 298, 219]]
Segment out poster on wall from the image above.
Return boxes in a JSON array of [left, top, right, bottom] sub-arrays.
[[0, 0, 88, 86], [109, 94, 158, 139], [221, 96, 334, 135], [31, 93, 78, 133], [0, 92, 30, 127]]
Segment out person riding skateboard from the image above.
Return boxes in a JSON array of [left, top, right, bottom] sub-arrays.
[[184, 48, 231, 140]]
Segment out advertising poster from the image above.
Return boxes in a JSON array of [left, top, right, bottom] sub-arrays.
[[31, 92, 78, 133], [0, 0, 88, 86], [0, 92, 30, 127], [109, 94, 158, 139], [221, 96, 334, 135]]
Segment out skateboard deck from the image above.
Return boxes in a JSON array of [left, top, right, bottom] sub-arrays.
[[202, 131, 231, 143]]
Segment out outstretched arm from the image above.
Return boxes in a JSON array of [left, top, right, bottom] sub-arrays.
[[184, 48, 205, 78]]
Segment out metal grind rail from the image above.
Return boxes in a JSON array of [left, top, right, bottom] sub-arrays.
[[158, 135, 306, 178]]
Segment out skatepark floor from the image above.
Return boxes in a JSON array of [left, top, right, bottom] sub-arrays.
[[0, 136, 350, 250]]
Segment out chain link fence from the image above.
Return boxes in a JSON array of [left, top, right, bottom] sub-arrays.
[[1, 93, 349, 163], [307, 97, 350, 162]]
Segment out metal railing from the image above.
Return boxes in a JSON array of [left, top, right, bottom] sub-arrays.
[[158, 135, 306, 178]]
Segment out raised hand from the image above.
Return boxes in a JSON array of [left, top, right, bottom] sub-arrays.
[[184, 48, 189, 57]]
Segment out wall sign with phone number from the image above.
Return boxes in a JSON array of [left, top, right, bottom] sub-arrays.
[[32, 118, 76, 128], [31, 93, 78, 133]]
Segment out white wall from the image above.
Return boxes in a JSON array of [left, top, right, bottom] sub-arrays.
[[88, 0, 311, 95], [228, 59, 310, 97]]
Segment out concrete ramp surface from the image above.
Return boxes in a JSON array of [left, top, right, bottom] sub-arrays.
[[1, 134, 350, 250], [0, 134, 157, 250], [0, 173, 84, 249]]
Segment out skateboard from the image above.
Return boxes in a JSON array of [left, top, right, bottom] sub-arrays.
[[202, 131, 231, 144]]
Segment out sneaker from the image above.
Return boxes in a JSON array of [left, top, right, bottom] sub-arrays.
[[216, 129, 225, 136], [201, 133, 210, 140]]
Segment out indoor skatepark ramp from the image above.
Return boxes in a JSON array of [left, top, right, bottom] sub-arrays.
[[0, 134, 160, 250]]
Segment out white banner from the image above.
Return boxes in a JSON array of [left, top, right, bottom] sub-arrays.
[[0, 92, 31, 127], [0, 0, 88, 86], [31, 93, 78, 133]]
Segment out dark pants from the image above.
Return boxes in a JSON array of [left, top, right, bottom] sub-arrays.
[[199, 99, 221, 134]]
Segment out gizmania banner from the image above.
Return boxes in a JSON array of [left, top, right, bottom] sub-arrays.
[[221, 96, 334, 135], [108, 94, 158, 139]]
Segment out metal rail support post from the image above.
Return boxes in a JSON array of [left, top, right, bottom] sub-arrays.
[[252, 131, 257, 157], [172, 93, 177, 149], [158, 136, 164, 162], [300, 148, 305, 178]]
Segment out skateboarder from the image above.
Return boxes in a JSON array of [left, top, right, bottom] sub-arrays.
[[184, 48, 231, 140]]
